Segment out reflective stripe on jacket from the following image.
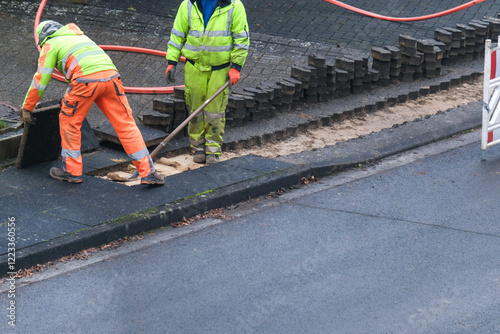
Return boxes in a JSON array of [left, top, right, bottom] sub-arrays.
[[22, 23, 117, 111], [167, 0, 249, 72]]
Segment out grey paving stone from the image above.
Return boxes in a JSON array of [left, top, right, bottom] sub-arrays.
[[81, 148, 131, 172], [0, 163, 58, 196], [0, 210, 87, 252], [93, 122, 168, 147], [223, 154, 293, 174], [166, 161, 262, 195]]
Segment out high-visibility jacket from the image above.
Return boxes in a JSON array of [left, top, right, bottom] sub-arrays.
[[167, 0, 249, 72], [23, 23, 117, 111]]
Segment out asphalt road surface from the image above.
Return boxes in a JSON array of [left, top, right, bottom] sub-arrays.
[[1, 131, 500, 334]]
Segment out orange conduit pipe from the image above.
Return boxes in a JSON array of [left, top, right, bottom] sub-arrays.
[[323, 0, 487, 22], [35, 0, 184, 94]]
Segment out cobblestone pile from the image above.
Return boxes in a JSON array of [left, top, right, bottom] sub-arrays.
[[139, 15, 500, 137]]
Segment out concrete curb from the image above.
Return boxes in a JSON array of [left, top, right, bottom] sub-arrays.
[[0, 0, 492, 275], [0, 96, 482, 275]]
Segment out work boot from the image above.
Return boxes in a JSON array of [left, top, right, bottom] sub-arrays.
[[193, 151, 206, 164], [49, 167, 83, 183], [206, 154, 219, 165], [141, 172, 165, 186]]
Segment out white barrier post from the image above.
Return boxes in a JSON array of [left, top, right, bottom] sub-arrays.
[[481, 36, 500, 160]]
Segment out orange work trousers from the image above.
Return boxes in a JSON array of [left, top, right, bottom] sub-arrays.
[[60, 70, 154, 178]]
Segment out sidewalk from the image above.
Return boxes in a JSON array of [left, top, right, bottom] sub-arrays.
[[0, 0, 498, 273]]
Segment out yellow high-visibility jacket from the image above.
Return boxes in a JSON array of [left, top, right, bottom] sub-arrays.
[[23, 23, 116, 111], [167, 0, 249, 72]]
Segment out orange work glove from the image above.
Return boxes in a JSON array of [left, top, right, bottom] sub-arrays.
[[165, 64, 176, 84], [228, 68, 240, 86]]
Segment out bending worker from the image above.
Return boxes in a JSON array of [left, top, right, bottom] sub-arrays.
[[20, 20, 164, 185], [166, 0, 250, 164]]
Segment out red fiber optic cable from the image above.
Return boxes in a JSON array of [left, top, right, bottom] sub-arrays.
[[323, 0, 487, 22], [35, 0, 183, 94]]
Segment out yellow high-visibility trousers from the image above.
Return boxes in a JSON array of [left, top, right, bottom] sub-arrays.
[[184, 61, 229, 156]]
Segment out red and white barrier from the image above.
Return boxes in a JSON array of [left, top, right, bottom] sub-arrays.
[[482, 37, 500, 156]]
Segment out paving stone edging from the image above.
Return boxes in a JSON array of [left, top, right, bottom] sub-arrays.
[[133, 66, 485, 157]]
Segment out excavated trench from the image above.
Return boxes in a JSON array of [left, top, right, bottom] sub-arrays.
[[92, 77, 483, 186]]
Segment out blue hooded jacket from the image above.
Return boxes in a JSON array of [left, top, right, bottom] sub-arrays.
[[201, 0, 218, 28]]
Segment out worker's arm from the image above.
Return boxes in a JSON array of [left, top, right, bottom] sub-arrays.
[[230, 1, 250, 71], [22, 43, 57, 112], [166, 1, 190, 83], [166, 1, 190, 66]]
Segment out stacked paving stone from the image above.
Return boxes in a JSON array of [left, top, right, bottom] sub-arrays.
[[285, 77, 303, 103], [384, 46, 401, 84], [456, 23, 476, 61], [171, 88, 188, 136], [417, 39, 444, 79], [226, 94, 246, 128], [434, 28, 453, 65], [371, 47, 392, 86], [276, 79, 296, 112], [325, 63, 336, 95], [140, 15, 500, 137], [434, 18, 499, 66], [232, 90, 259, 122], [260, 82, 283, 113], [254, 84, 276, 118], [361, 57, 372, 91], [291, 64, 310, 101], [141, 107, 173, 132], [308, 55, 329, 101], [334, 57, 354, 97], [443, 27, 463, 63], [242, 87, 274, 120], [333, 67, 349, 98], [148, 89, 187, 135], [146, 97, 174, 132], [347, 55, 369, 94], [369, 67, 380, 89], [468, 20, 488, 59], [301, 64, 320, 103], [398, 35, 423, 82], [481, 17, 500, 41]]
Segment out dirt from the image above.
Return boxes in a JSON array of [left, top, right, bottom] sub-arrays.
[[102, 79, 483, 186]]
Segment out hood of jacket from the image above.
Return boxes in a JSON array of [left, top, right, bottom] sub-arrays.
[[191, 0, 232, 10], [37, 20, 63, 46], [37, 21, 84, 46]]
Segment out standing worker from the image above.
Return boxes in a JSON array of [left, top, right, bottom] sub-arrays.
[[20, 20, 164, 185], [166, 0, 250, 164]]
